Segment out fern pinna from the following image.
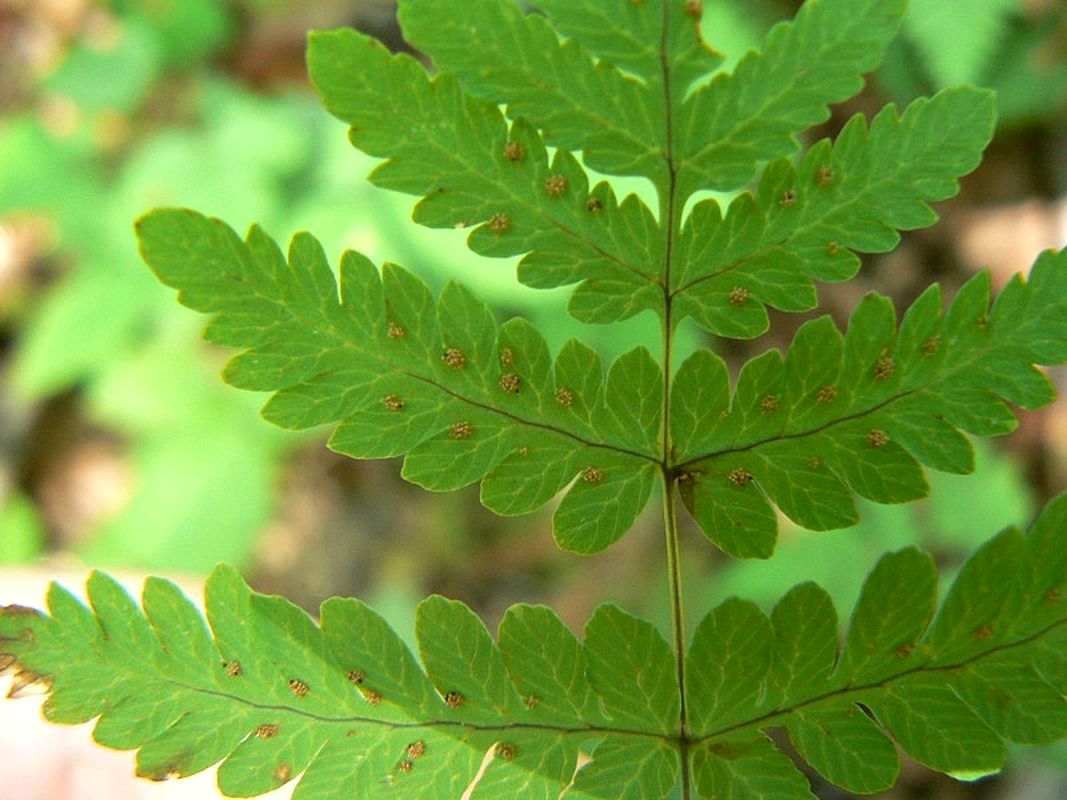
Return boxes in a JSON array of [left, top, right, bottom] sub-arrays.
[[3, 1, 1066, 797]]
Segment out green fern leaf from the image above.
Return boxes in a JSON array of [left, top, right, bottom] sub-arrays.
[[136, 209, 660, 554], [674, 248, 1067, 558], [672, 87, 997, 338], [307, 25, 664, 326], [686, 493, 1067, 796], [0, 566, 677, 797], [4, 497, 1064, 798]]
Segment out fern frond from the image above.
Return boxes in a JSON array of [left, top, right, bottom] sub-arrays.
[[675, 0, 907, 195], [672, 247, 1067, 557], [136, 210, 662, 554], [688, 493, 1067, 795], [0, 567, 678, 798], [4, 498, 1065, 798], [672, 88, 997, 338], [308, 26, 664, 325]]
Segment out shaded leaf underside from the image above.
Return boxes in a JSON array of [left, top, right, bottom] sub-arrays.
[[2, 496, 1065, 798], [310, 0, 994, 332], [137, 209, 1067, 559]]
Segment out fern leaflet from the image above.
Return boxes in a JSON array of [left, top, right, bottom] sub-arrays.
[[3, 497, 1065, 798]]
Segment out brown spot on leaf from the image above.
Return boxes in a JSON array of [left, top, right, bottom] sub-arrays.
[[816, 385, 837, 404], [288, 679, 309, 698], [582, 467, 603, 483], [499, 373, 521, 394], [503, 140, 525, 162], [816, 165, 835, 186], [256, 723, 279, 739], [555, 387, 574, 406], [728, 286, 749, 306], [444, 690, 465, 708], [973, 623, 995, 640], [442, 347, 466, 370], [384, 395, 404, 411], [867, 429, 889, 448], [348, 669, 365, 685], [496, 742, 518, 760], [895, 643, 916, 659], [761, 394, 779, 413], [545, 174, 568, 197], [406, 740, 427, 759], [780, 189, 797, 208], [728, 468, 753, 486], [450, 421, 474, 440], [387, 321, 405, 340], [874, 356, 895, 380], [487, 213, 512, 233]]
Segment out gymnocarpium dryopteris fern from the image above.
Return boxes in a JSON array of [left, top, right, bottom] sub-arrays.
[[3, 0, 1067, 797]]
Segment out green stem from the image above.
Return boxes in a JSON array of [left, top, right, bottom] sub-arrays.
[[658, 3, 689, 795], [661, 470, 691, 797]]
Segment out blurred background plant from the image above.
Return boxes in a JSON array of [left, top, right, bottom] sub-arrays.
[[0, 1, 1065, 799]]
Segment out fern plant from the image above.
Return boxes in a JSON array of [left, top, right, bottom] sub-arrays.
[[3, 0, 1067, 797]]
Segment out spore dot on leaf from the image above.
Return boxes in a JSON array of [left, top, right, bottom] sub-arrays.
[[503, 140, 526, 162], [499, 372, 521, 394], [387, 321, 406, 340], [224, 660, 242, 677], [582, 467, 603, 483], [586, 197, 603, 213], [395, 760, 413, 774], [922, 336, 941, 355], [807, 457, 823, 469], [384, 395, 404, 411], [816, 165, 835, 186], [761, 394, 779, 413], [406, 740, 427, 759], [347, 669, 365, 685], [288, 679, 309, 698], [496, 742, 518, 760], [867, 429, 889, 448], [780, 189, 797, 208], [545, 174, 568, 197], [827, 241, 841, 257], [275, 764, 292, 783], [728, 286, 749, 307], [444, 690, 465, 708], [555, 387, 574, 406], [728, 468, 753, 486], [450, 421, 474, 440], [895, 643, 916, 659], [442, 347, 466, 370], [524, 694, 539, 709], [816, 385, 838, 404], [256, 723, 279, 739], [487, 213, 512, 233], [363, 688, 382, 706], [874, 356, 895, 380], [499, 347, 515, 367]]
